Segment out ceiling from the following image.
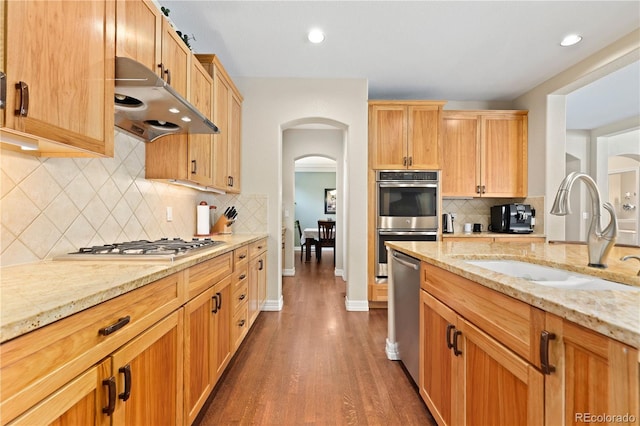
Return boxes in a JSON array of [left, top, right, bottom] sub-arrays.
[[159, 1, 640, 127]]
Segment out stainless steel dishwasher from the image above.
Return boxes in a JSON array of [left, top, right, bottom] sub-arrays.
[[391, 250, 421, 385]]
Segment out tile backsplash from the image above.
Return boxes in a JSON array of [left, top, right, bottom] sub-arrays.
[[1, 131, 267, 266], [442, 196, 545, 234]]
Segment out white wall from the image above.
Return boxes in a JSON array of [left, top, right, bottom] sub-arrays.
[[514, 29, 640, 240], [283, 128, 344, 276], [235, 77, 369, 311]]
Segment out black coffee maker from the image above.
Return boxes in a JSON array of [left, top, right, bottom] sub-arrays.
[[489, 204, 533, 233]]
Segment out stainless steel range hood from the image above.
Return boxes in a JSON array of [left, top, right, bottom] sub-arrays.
[[114, 57, 219, 142]]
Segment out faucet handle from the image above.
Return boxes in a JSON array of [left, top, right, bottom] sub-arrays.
[[620, 255, 640, 276]]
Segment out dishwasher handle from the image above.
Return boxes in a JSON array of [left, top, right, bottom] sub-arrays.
[[392, 251, 420, 270]]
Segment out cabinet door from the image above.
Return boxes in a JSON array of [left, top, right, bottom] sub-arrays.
[[8, 360, 111, 426], [111, 310, 183, 426], [160, 20, 190, 99], [3, 0, 114, 156], [459, 319, 544, 426], [212, 277, 232, 380], [481, 114, 528, 197], [115, 0, 161, 73], [257, 252, 267, 310], [184, 289, 214, 425], [408, 105, 441, 169], [248, 252, 267, 327], [441, 113, 479, 197], [369, 105, 407, 169], [188, 62, 214, 186], [227, 92, 243, 193], [420, 291, 458, 426], [545, 315, 639, 426], [212, 73, 230, 190]]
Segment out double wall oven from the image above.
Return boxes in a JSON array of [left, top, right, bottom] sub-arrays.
[[376, 170, 439, 280]]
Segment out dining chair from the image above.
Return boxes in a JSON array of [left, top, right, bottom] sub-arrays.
[[317, 220, 336, 265], [295, 220, 316, 262]]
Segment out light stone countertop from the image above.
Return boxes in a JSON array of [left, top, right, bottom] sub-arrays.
[[441, 231, 546, 238], [385, 241, 640, 348], [0, 233, 267, 343]]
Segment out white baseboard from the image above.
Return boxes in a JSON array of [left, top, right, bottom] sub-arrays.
[[386, 338, 400, 360], [262, 295, 284, 311], [344, 296, 369, 311], [282, 268, 295, 276]]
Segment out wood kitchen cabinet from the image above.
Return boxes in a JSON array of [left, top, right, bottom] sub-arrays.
[[544, 314, 639, 426], [368, 101, 445, 170], [248, 239, 268, 327], [1, 0, 115, 157], [441, 110, 528, 197], [196, 54, 244, 193], [420, 265, 544, 426], [231, 246, 250, 350]]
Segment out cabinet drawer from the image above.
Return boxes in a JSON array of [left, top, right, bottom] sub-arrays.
[[232, 264, 249, 292], [0, 272, 184, 424], [232, 282, 249, 312], [249, 238, 267, 258], [231, 305, 249, 349], [187, 252, 233, 299], [421, 263, 544, 366], [234, 246, 249, 267]]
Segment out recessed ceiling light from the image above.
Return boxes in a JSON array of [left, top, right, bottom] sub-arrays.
[[560, 34, 583, 47], [308, 29, 325, 44]]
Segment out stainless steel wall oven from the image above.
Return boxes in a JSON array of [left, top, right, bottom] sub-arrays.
[[376, 170, 439, 279]]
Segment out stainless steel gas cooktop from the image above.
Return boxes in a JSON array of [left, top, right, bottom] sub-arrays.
[[55, 238, 224, 261]]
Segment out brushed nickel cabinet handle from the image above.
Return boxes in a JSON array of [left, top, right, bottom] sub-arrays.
[[118, 364, 131, 401], [0, 72, 6, 109], [15, 81, 29, 117], [102, 376, 116, 415], [540, 330, 556, 374], [99, 316, 130, 336]]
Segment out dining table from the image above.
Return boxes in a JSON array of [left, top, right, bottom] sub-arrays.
[[301, 228, 319, 262]]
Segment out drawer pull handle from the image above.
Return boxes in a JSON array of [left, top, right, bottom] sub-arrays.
[[238, 273, 247, 280], [217, 292, 222, 310], [452, 330, 463, 356], [99, 316, 130, 336], [258, 259, 264, 271], [540, 330, 556, 375], [239, 293, 246, 301], [446, 324, 455, 349], [15, 81, 29, 117], [102, 376, 116, 415], [119, 364, 132, 401], [238, 254, 247, 259], [238, 319, 246, 327]]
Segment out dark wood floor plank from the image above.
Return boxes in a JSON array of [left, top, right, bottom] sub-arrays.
[[195, 251, 435, 425]]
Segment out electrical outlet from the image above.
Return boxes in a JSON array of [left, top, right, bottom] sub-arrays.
[[582, 212, 589, 220], [166, 206, 173, 222]]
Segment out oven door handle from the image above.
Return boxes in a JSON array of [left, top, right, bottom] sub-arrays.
[[379, 231, 437, 236], [378, 183, 438, 188]]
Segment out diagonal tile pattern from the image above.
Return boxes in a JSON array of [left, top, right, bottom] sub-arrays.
[[0, 131, 268, 266]]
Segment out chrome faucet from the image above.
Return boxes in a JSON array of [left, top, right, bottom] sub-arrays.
[[621, 255, 640, 276], [550, 172, 618, 268]]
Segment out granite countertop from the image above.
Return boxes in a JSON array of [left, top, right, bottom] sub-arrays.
[[0, 233, 268, 344], [385, 240, 640, 348]]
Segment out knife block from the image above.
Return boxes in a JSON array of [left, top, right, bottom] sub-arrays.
[[211, 216, 233, 234]]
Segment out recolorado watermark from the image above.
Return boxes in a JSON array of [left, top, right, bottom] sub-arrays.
[[575, 412, 637, 423]]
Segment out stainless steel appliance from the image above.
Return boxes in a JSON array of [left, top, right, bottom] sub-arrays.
[[391, 250, 421, 385], [442, 213, 454, 233], [489, 203, 533, 233], [55, 238, 224, 261], [376, 170, 439, 278]]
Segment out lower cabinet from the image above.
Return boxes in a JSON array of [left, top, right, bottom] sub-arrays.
[[420, 263, 639, 426], [248, 238, 268, 327], [420, 291, 543, 426], [1, 240, 268, 426], [183, 276, 231, 425]]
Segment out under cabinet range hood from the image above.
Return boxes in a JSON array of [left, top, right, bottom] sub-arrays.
[[114, 57, 219, 142]]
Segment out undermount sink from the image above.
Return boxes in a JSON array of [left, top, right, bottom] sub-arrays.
[[465, 260, 636, 291]]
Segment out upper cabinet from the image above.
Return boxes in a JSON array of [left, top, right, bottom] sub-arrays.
[[1, 0, 115, 157], [441, 110, 528, 197], [197, 54, 244, 193], [369, 101, 445, 170], [115, 0, 189, 99]]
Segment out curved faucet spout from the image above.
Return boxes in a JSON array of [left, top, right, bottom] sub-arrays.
[[550, 172, 618, 268]]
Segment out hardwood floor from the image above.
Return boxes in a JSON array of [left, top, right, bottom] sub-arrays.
[[195, 251, 436, 425]]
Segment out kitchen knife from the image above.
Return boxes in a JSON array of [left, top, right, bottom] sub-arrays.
[[228, 207, 236, 218], [224, 206, 231, 218]]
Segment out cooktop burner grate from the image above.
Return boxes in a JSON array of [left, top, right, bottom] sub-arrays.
[[57, 238, 224, 261]]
